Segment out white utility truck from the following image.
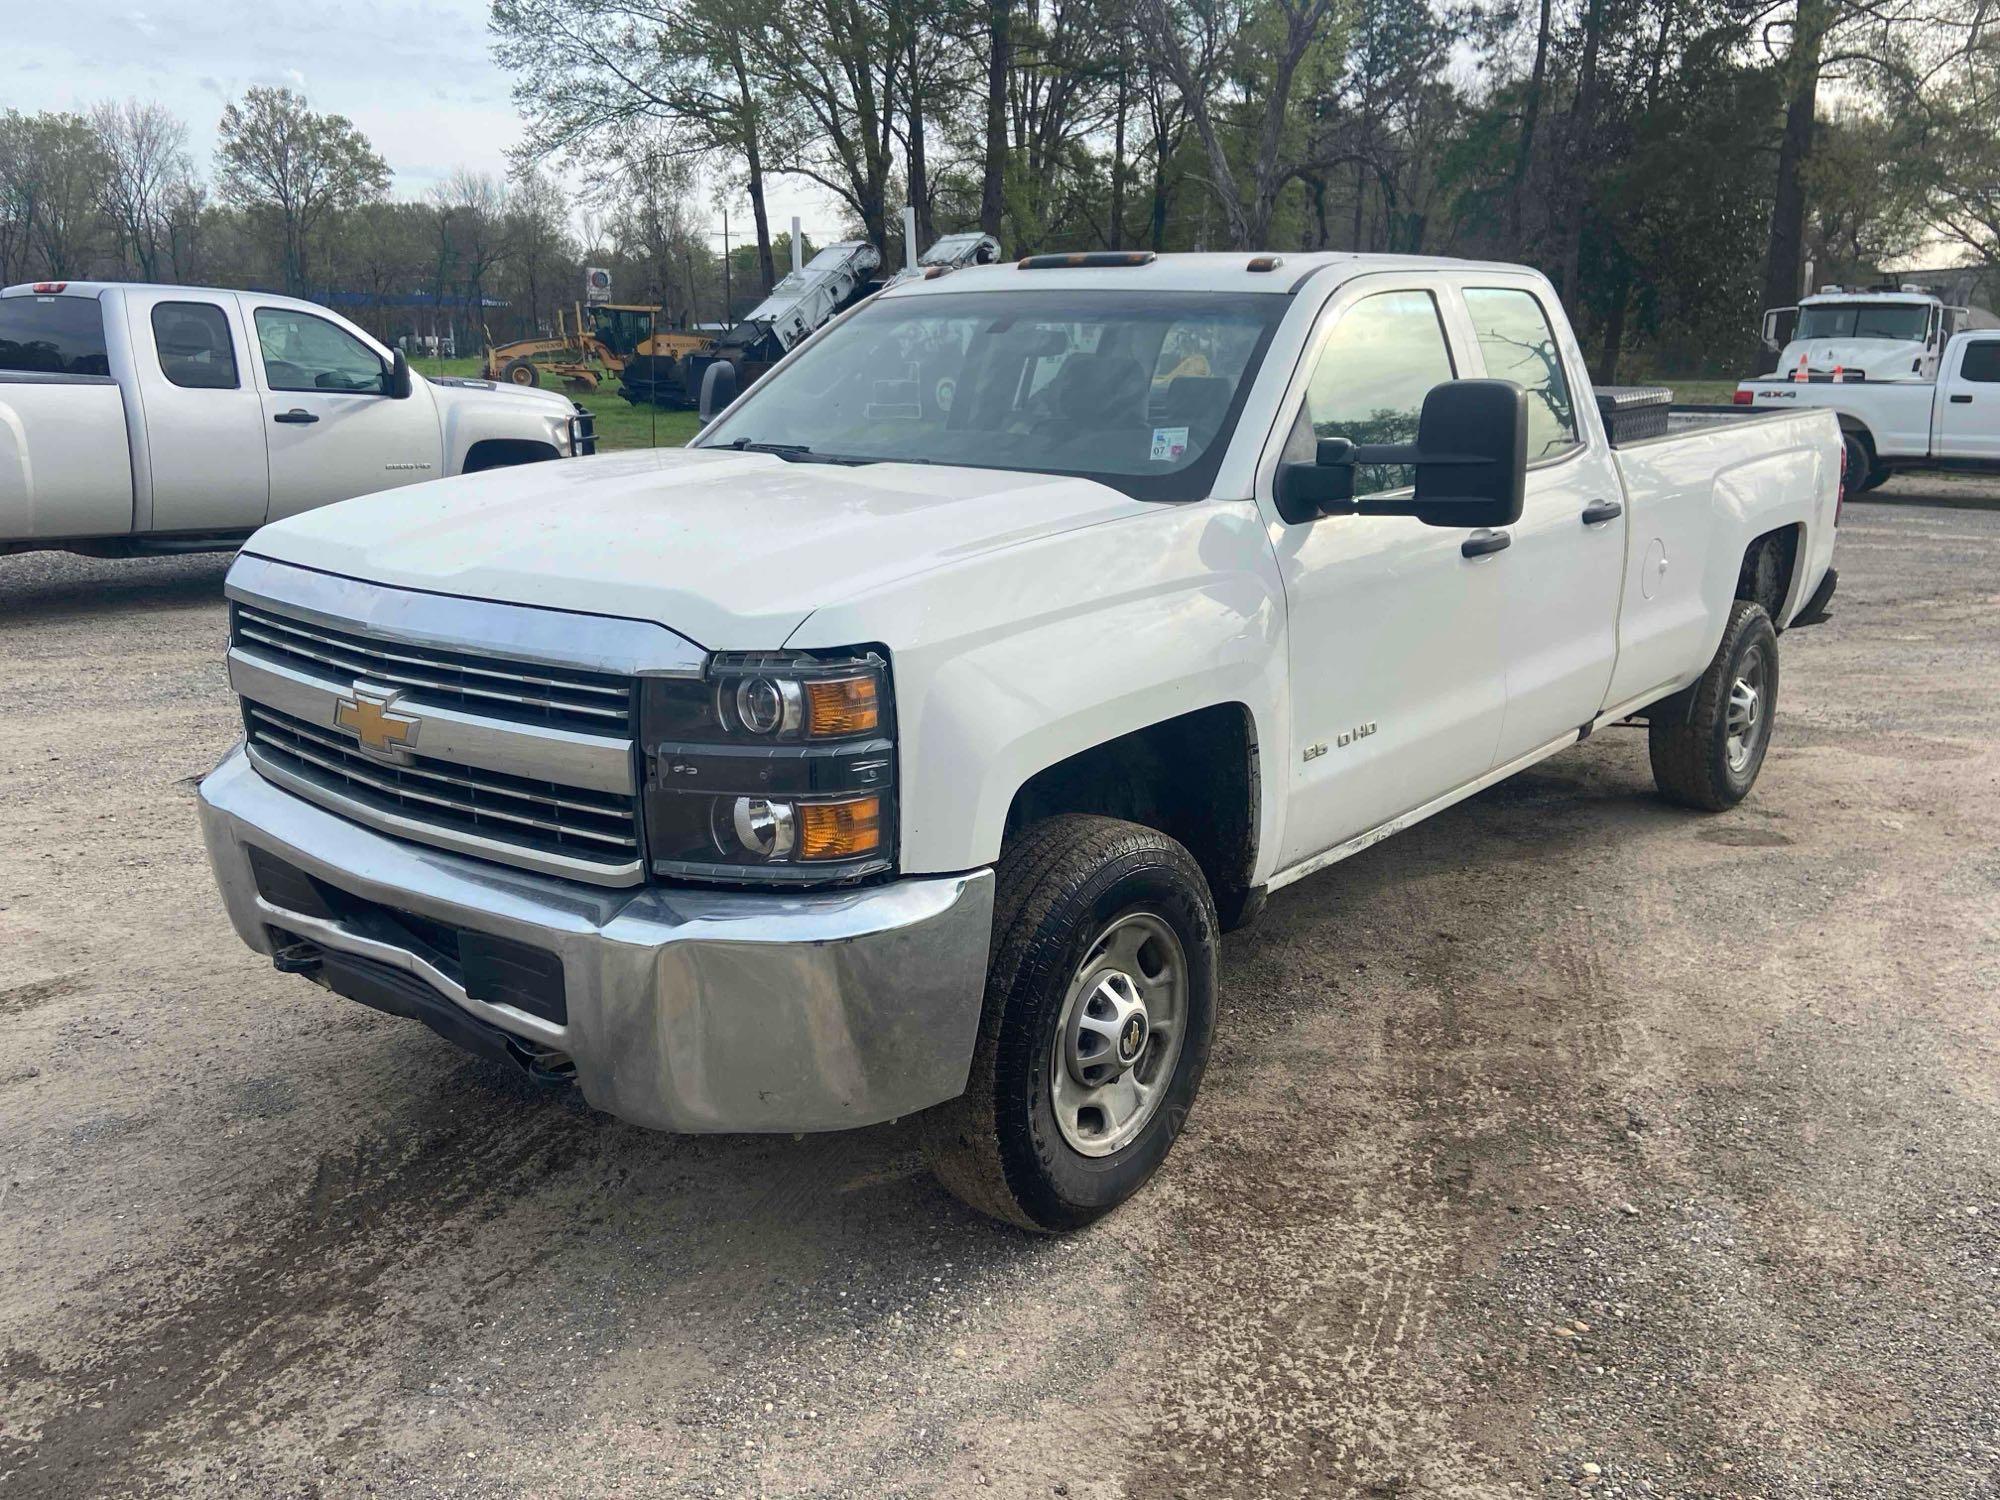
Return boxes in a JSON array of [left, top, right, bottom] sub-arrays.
[[1738, 283, 2000, 490], [0, 281, 593, 557], [683, 241, 884, 402], [886, 231, 1004, 286], [198, 252, 1840, 1231]]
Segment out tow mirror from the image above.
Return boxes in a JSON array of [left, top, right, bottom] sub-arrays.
[[1762, 307, 1798, 353], [387, 348, 414, 400], [1275, 378, 1528, 529], [698, 360, 738, 426]]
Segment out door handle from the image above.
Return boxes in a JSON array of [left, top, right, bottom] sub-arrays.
[[1949, 393, 1973, 404], [1581, 498, 1623, 525], [1461, 528, 1512, 559], [273, 408, 319, 424]]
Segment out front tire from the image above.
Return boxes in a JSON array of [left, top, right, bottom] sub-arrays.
[[923, 815, 1218, 1232], [500, 357, 539, 387], [1648, 600, 1779, 811]]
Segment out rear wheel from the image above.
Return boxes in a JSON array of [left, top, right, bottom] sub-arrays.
[[1648, 600, 1779, 811], [1841, 433, 1873, 495], [923, 815, 1217, 1232]]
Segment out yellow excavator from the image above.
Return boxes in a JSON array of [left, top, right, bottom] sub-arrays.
[[482, 303, 709, 395]]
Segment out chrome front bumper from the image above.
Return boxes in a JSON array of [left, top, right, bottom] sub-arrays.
[[198, 746, 994, 1132]]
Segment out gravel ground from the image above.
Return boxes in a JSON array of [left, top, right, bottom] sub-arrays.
[[0, 476, 1995, 1498]]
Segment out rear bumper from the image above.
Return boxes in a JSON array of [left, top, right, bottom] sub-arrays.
[[198, 746, 994, 1132]]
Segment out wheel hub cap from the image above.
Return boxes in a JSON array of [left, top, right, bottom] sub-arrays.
[[1065, 971, 1150, 1085], [1726, 646, 1767, 773], [1050, 911, 1188, 1158]]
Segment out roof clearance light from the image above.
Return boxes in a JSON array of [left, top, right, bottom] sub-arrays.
[[1017, 251, 1157, 270], [31, 282, 66, 293], [1247, 256, 1284, 273]]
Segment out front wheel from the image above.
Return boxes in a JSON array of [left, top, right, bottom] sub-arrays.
[[1648, 600, 1779, 811], [922, 815, 1218, 1232]]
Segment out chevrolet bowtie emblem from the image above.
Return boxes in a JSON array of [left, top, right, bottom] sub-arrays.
[[334, 685, 420, 758]]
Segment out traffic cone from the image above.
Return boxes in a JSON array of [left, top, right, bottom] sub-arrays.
[[1793, 352, 1809, 382], [1832, 364, 1844, 384]]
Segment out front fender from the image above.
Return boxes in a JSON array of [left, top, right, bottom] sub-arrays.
[[788, 500, 1290, 879], [431, 380, 574, 473]]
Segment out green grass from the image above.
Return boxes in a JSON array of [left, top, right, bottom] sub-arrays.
[[1660, 378, 1738, 405], [421, 355, 700, 452], [418, 355, 1746, 454]]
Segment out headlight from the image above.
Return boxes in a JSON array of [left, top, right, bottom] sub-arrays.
[[640, 649, 894, 884]]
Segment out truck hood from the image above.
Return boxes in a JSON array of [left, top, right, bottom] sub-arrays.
[[1773, 338, 1929, 380], [242, 448, 1150, 649], [424, 374, 576, 418]]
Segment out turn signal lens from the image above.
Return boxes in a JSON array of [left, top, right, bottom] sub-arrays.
[[798, 796, 882, 860], [806, 674, 880, 737]]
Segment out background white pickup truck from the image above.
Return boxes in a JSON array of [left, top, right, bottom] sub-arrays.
[[0, 281, 592, 556], [1739, 287, 2000, 491], [198, 251, 1841, 1232]]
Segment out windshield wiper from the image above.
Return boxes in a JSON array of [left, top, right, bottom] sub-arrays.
[[722, 438, 885, 467], [727, 439, 813, 457]]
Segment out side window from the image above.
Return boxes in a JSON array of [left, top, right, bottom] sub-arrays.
[[152, 302, 238, 389], [1958, 340, 2000, 383], [254, 308, 386, 394], [1463, 287, 1580, 460], [1296, 289, 1455, 496]]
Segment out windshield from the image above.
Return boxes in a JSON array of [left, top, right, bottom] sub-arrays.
[[1796, 303, 1930, 342], [697, 289, 1287, 500]]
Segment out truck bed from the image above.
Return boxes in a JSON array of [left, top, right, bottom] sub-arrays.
[[0, 370, 134, 544], [1601, 399, 1839, 712]]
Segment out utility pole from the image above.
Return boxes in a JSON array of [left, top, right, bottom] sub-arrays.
[[722, 207, 731, 328]]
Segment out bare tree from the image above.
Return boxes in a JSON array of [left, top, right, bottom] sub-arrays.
[[433, 170, 511, 347], [1138, 0, 1341, 247], [91, 99, 193, 280]]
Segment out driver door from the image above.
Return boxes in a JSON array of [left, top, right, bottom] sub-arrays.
[[242, 299, 442, 521], [1260, 277, 1509, 869]]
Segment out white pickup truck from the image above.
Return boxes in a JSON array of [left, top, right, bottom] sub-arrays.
[[1738, 287, 2000, 490], [1, 280, 593, 557], [198, 252, 1840, 1231]]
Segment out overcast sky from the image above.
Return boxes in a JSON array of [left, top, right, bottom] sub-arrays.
[[8, 0, 841, 245]]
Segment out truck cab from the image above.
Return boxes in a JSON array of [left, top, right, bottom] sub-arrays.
[[1759, 286, 1996, 385]]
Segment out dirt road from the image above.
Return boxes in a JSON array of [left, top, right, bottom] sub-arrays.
[[1, 482, 1995, 1498]]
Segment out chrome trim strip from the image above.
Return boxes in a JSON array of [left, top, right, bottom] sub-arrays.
[[237, 606, 629, 712], [249, 709, 631, 822], [247, 744, 645, 887], [229, 648, 637, 796], [227, 553, 708, 678], [248, 717, 636, 849], [250, 896, 569, 1047]]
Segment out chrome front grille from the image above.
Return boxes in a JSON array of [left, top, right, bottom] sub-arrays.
[[232, 604, 633, 733], [223, 575, 670, 886], [245, 704, 641, 873]]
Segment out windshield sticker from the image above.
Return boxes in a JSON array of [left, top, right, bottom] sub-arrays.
[[1150, 426, 1190, 463], [864, 364, 923, 421]]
